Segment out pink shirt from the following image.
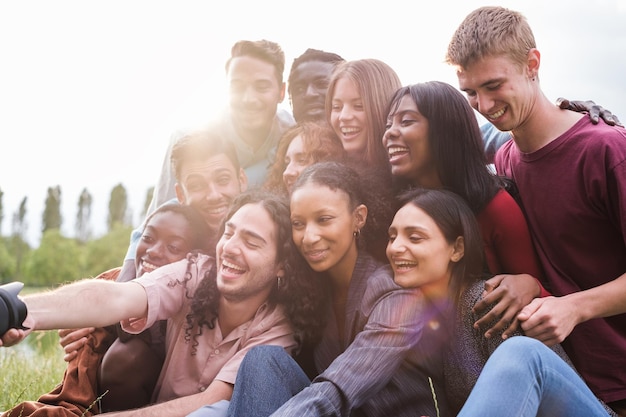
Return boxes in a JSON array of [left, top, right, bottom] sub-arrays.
[[122, 254, 297, 403]]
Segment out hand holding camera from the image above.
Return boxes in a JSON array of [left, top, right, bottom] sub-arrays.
[[0, 281, 30, 347]]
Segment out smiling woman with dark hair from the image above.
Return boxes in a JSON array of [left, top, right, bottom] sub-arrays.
[[386, 187, 615, 417]]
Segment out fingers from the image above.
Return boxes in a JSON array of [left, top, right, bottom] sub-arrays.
[[556, 97, 570, 109], [473, 294, 519, 338], [588, 104, 601, 124], [63, 337, 88, 356], [58, 328, 94, 361], [58, 327, 94, 348], [598, 109, 623, 127], [520, 319, 564, 346], [482, 275, 505, 295], [501, 317, 520, 340], [474, 275, 507, 314], [516, 297, 543, 322], [481, 309, 517, 339], [1, 329, 26, 347], [58, 328, 74, 338], [64, 349, 80, 362]]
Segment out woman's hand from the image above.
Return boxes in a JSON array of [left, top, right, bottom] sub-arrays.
[[58, 327, 95, 362]]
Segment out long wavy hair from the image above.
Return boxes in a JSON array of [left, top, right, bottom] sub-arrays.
[[325, 59, 401, 172], [387, 81, 502, 214], [184, 189, 327, 353]]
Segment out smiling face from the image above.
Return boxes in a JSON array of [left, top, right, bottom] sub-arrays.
[[290, 182, 365, 281], [228, 55, 285, 141], [383, 94, 439, 187], [329, 77, 368, 157], [386, 203, 463, 299], [456, 54, 536, 133], [175, 153, 246, 234], [135, 211, 196, 277], [289, 60, 335, 122], [215, 202, 284, 303], [282, 134, 308, 194]]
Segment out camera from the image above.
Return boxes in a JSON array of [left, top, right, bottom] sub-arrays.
[[0, 281, 28, 336]]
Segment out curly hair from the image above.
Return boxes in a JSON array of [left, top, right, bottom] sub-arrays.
[[264, 121, 346, 195], [292, 161, 395, 263], [184, 189, 327, 353]]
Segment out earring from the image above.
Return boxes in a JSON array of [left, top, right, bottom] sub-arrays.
[[353, 228, 361, 238], [277, 276, 283, 289]]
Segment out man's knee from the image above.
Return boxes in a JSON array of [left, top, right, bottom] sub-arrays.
[[240, 345, 290, 374]]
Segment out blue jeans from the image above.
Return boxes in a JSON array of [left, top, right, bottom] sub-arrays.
[[187, 346, 310, 417], [458, 336, 611, 417]]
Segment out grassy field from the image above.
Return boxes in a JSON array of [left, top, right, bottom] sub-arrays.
[[0, 329, 66, 411], [1, 284, 68, 412]]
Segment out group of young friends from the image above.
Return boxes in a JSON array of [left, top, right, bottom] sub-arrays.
[[2, 6, 625, 417]]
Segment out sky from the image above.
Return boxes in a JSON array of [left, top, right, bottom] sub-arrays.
[[1, 0, 625, 246]]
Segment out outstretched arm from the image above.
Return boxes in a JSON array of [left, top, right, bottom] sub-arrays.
[[1, 280, 147, 347]]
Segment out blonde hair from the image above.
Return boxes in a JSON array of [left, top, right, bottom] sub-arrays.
[[445, 6, 536, 69], [325, 59, 401, 168]]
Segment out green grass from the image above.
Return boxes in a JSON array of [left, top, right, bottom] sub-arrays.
[[0, 330, 66, 412]]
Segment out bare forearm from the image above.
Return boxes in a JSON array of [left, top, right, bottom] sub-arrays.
[[519, 272, 626, 345], [25, 280, 147, 330], [101, 380, 233, 417], [569, 272, 626, 323]]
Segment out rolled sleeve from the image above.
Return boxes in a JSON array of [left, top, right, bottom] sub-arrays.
[[121, 254, 213, 334]]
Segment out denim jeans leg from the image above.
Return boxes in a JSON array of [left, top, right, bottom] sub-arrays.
[[458, 336, 610, 417], [226, 345, 311, 417]]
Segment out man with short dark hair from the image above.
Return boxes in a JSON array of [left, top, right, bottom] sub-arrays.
[[287, 48, 344, 123]]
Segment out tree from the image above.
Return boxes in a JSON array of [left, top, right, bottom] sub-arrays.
[[23, 229, 82, 286], [82, 224, 133, 277], [75, 188, 93, 243], [10, 197, 29, 279], [142, 186, 154, 218], [42, 185, 62, 233], [0, 187, 4, 236], [107, 183, 129, 231], [0, 237, 17, 283]]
